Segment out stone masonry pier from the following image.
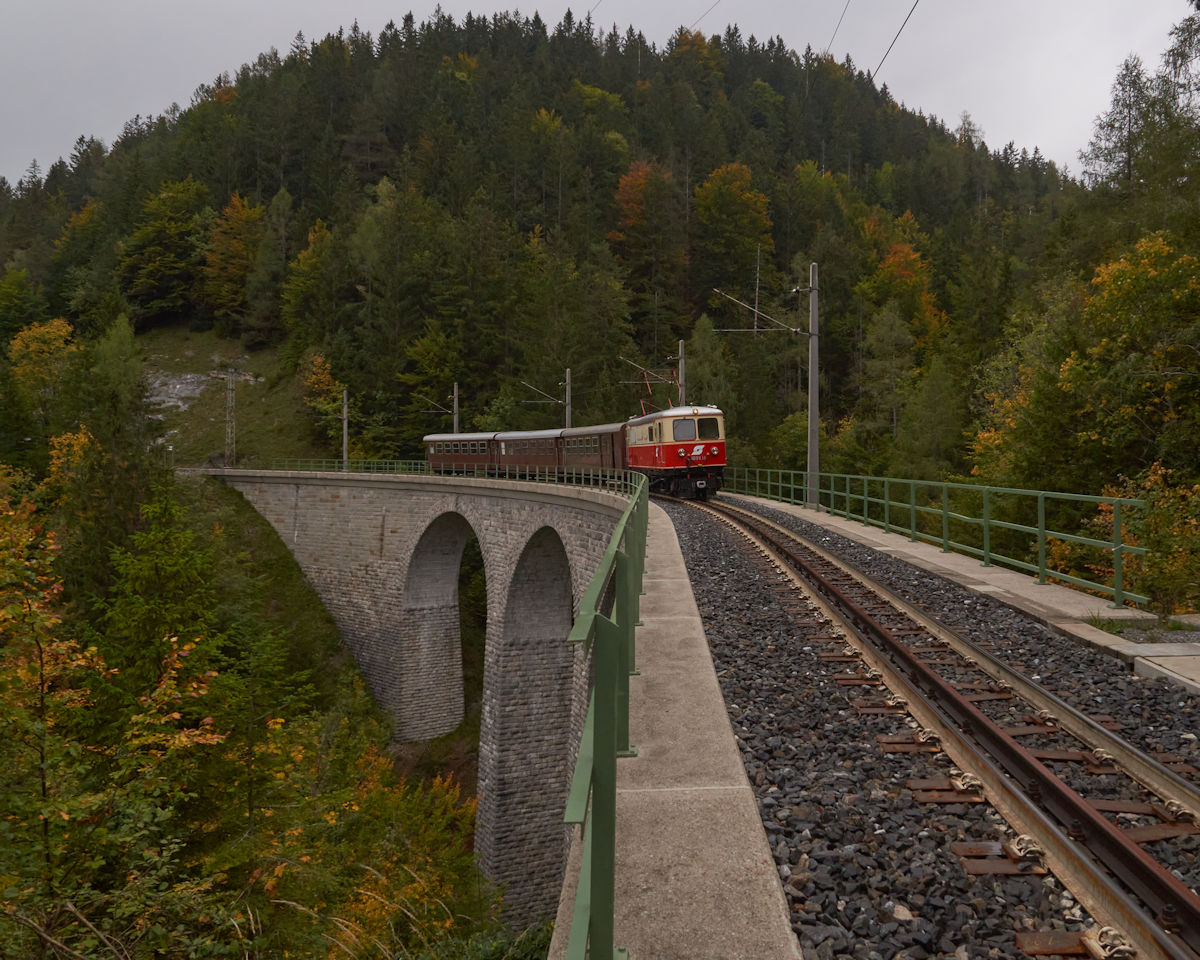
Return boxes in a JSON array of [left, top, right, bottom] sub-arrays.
[[207, 469, 631, 923]]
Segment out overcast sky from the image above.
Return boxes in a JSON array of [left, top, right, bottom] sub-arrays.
[[1, 1, 1190, 187]]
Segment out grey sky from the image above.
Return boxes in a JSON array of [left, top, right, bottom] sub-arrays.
[[1, 1, 1188, 187]]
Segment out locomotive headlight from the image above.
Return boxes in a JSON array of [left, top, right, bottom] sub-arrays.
[[677, 448, 686, 457], [711, 446, 719, 455]]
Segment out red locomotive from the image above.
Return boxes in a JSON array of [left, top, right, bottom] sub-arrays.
[[424, 405, 726, 499]]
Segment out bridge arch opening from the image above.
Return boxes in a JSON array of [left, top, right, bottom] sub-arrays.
[[477, 524, 577, 922], [394, 511, 486, 744]]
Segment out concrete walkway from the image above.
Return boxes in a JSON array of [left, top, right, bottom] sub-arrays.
[[551, 492, 1198, 959], [736, 495, 1200, 697], [550, 501, 800, 959]]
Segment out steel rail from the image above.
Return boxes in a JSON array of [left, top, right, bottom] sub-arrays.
[[689, 498, 1200, 960], [713, 498, 1200, 823]]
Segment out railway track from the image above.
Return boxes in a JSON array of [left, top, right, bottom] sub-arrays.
[[668, 495, 1200, 960]]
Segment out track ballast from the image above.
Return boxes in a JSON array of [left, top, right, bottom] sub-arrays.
[[659, 495, 1200, 960]]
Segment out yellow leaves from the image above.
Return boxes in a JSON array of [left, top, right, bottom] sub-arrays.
[[300, 352, 345, 414], [9, 318, 78, 420]]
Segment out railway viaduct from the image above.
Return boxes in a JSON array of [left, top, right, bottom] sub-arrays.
[[206, 468, 630, 922]]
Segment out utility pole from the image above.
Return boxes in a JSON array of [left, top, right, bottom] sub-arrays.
[[342, 388, 348, 470], [805, 263, 820, 506], [453, 382, 460, 433], [564, 369, 572, 428], [225, 375, 236, 468], [677, 340, 686, 406], [712, 262, 821, 506]]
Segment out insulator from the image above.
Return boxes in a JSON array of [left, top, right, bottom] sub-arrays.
[[917, 729, 941, 745], [1035, 709, 1056, 724], [1092, 748, 1116, 765]]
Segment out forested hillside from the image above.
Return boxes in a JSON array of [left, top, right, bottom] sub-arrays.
[[3, 8, 1200, 956], [3, 10, 1198, 492]]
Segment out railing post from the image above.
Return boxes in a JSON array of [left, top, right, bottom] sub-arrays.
[[614, 552, 635, 757], [1037, 494, 1047, 584], [941, 486, 949, 552], [590, 617, 619, 959], [982, 488, 992, 567], [884, 478, 891, 532], [908, 481, 916, 542], [1111, 500, 1125, 608]]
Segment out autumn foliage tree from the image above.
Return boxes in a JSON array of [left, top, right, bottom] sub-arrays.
[[691, 162, 775, 310], [0, 479, 238, 957], [203, 192, 266, 338], [609, 160, 688, 344], [1061, 232, 1200, 478]]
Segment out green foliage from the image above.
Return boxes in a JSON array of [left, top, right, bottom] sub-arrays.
[[118, 177, 212, 329], [0, 267, 49, 343], [412, 921, 554, 960], [1111, 465, 1200, 623], [0, 468, 504, 959]]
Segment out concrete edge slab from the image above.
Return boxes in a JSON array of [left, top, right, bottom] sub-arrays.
[[1134, 657, 1200, 696]]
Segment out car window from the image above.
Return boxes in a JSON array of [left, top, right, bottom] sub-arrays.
[[698, 417, 721, 440]]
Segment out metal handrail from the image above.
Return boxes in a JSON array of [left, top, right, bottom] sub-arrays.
[[725, 468, 1148, 608], [265, 458, 647, 500], [562, 471, 646, 960]]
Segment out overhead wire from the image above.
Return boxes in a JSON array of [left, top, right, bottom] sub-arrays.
[[690, 0, 721, 31], [873, 0, 919, 79], [825, 0, 852, 55]]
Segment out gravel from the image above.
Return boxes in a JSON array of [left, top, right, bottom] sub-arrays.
[[660, 496, 1200, 959]]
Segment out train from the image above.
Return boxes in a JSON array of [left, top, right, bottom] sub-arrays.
[[424, 405, 726, 499]]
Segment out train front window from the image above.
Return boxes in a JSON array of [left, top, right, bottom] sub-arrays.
[[698, 417, 722, 440], [672, 418, 696, 442]]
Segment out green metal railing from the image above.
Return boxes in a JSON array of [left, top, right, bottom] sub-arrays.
[[269, 458, 430, 473], [266, 458, 646, 498], [725, 468, 1149, 608], [562, 471, 645, 960]]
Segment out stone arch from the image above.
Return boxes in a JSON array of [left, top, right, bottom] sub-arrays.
[[477, 525, 577, 923], [395, 511, 479, 741]]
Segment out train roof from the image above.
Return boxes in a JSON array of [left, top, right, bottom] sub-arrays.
[[625, 405, 723, 426], [561, 422, 624, 437], [423, 432, 497, 442], [494, 428, 564, 440]]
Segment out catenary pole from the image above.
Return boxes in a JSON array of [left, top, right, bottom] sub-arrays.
[[678, 340, 685, 406], [807, 262, 820, 505]]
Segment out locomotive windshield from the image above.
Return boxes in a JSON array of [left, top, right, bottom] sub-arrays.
[[672, 419, 696, 441], [670, 416, 723, 441]]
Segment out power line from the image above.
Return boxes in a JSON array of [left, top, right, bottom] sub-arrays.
[[825, 0, 851, 55], [873, 0, 919, 80], [689, 0, 721, 31]]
